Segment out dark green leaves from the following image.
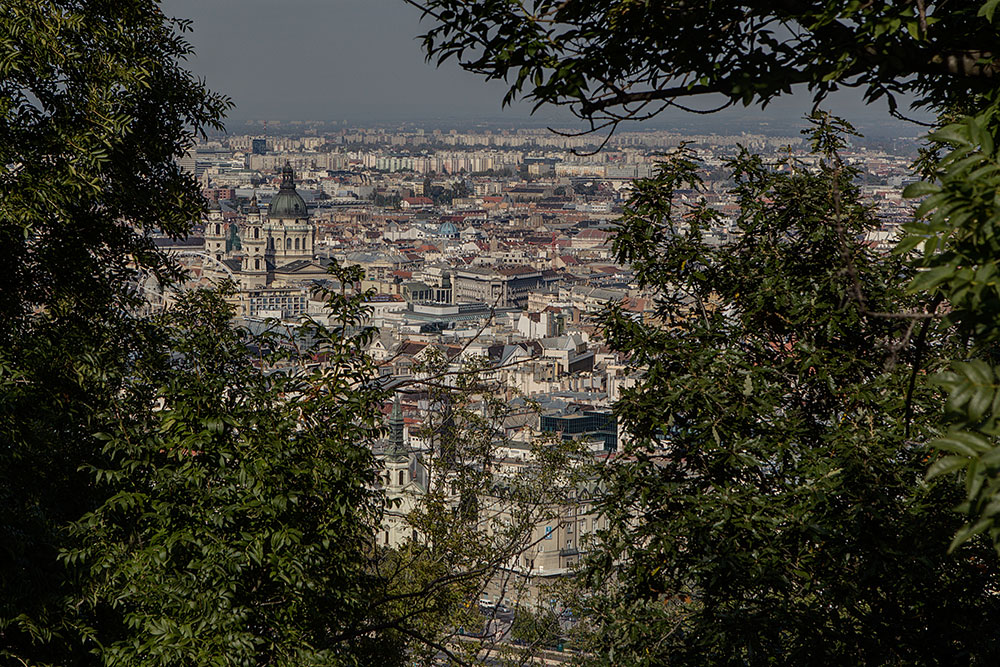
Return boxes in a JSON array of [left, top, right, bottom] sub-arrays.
[[63, 285, 400, 667], [572, 116, 1000, 664], [899, 106, 1000, 551], [0, 2, 227, 663], [902, 112, 1000, 342], [408, 0, 999, 126]]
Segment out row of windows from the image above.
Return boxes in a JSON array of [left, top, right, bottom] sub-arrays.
[[252, 298, 306, 306], [537, 539, 575, 551], [212, 223, 261, 241], [541, 519, 595, 538], [209, 223, 312, 249], [269, 236, 307, 251]]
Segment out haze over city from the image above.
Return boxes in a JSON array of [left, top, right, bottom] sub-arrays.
[[165, 0, 929, 135]]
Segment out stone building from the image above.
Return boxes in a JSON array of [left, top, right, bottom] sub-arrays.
[[202, 164, 327, 317], [452, 265, 543, 308], [378, 394, 425, 547]]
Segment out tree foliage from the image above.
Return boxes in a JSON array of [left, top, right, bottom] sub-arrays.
[[407, 0, 1000, 584], [0, 1, 227, 662], [567, 116, 1000, 665], [510, 607, 560, 648], [61, 275, 398, 666], [406, 0, 998, 126], [900, 110, 1000, 549]]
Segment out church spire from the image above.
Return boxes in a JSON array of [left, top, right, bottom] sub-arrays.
[[387, 393, 406, 460]]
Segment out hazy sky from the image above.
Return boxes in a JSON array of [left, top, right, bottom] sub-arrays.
[[162, 0, 929, 134]]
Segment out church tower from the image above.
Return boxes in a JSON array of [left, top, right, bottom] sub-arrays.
[[380, 393, 422, 547], [204, 198, 226, 263], [385, 394, 410, 490], [241, 192, 267, 288], [264, 164, 314, 268]]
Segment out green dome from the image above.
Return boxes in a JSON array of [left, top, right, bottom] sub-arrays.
[[268, 164, 308, 219]]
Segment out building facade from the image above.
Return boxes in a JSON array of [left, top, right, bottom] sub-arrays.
[[202, 165, 325, 317]]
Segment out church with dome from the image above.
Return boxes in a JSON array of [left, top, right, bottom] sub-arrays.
[[203, 164, 328, 316]]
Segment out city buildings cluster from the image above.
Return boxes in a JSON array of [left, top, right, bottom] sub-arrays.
[[155, 122, 920, 610]]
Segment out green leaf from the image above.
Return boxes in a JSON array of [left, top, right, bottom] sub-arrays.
[[902, 181, 940, 199], [930, 431, 992, 457], [926, 455, 969, 480], [949, 518, 992, 553], [979, 0, 1000, 23]]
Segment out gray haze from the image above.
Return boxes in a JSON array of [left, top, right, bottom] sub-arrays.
[[163, 0, 929, 135]]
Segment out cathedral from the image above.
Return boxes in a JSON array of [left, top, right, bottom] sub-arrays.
[[203, 164, 328, 316]]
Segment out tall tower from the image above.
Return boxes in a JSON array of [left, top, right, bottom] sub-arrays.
[[384, 394, 410, 490], [264, 164, 314, 267], [241, 192, 267, 288], [203, 198, 226, 262], [387, 394, 406, 459]]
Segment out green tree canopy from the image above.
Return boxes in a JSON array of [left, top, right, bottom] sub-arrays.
[[407, 0, 1000, 573], [568, 116, 1000, 665], [63, 280, 401, 666], [1, 1, 227, 661], [407, 0, 998, 125]]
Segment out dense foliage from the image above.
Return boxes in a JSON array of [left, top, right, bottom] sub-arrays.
[[570, 117, 1000, 664], [0, 3, 424, 664], [0, 1, 227, 662], [407, 0, 1000, 555], [406, 0, 998, 126], [62, 279, 399, 666], [407, 9, 1000, 663], [900, 112, 1000, 548]]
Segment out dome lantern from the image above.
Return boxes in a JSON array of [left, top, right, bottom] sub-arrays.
[[268, 163, 308, 219]]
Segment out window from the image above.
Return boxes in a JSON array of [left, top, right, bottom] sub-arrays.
[[398, 470, 405, 485], [254, 227, 260, 239], [254, 259, 260, 270], [544, 526, 553, 540], [285, 238, 292, 250], [294, 238, 300, 250]]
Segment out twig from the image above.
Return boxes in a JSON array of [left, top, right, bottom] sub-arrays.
[[904, 293, 944, 438]]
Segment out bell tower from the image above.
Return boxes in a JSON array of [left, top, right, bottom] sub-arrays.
[[241, 192, 267, 288], [384, 394, 409, 491], [203, 198, 226, 263]]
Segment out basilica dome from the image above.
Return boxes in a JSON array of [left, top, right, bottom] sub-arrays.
[[268, 164, 308, 219]]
